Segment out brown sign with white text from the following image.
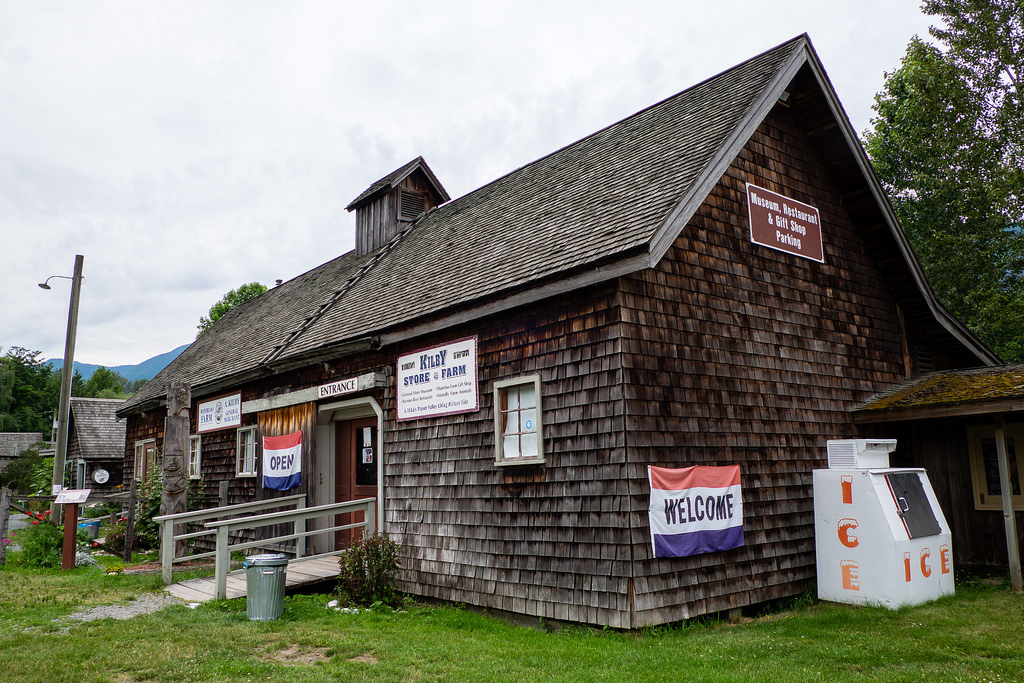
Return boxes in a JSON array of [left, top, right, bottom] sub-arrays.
[[746, 183, 823, 262]]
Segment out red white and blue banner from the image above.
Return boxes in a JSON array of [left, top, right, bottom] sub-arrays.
[[263, 431, 302, 491], [648, 465, 744, 558]]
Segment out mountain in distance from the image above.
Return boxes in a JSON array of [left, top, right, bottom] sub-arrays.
[[48, 344, 188, 382]]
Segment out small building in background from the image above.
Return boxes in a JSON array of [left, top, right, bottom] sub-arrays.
[[68, 397, 125, 495], [0, 432, 46, 478]]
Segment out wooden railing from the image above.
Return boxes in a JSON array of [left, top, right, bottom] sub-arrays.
[[154, 494, 307, 584], [155, 496, 377, 600]]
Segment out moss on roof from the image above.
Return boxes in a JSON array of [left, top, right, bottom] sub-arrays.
[[857, 364, 1024, 413]]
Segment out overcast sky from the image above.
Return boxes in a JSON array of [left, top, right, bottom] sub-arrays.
[[1, 1, 937, 368]]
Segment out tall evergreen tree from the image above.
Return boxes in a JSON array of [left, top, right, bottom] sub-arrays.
[[0, 347, 60, 433]]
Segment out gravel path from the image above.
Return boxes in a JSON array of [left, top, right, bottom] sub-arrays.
[[60, 592, 184, 624]]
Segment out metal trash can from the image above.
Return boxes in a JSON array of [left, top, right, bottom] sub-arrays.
[[244, 553, 288, 621]]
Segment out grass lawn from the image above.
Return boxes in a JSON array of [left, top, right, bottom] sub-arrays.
[[0, 558, 1021, 683]]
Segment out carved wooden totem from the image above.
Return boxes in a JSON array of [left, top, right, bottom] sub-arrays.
[[163, 382, 191, 557]]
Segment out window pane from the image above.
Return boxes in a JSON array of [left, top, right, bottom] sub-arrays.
[[519, 384, 536, 409], [521, 433, 537, 458], [507, 387, 520, 410], [504, 434, 520, 457], [504, 410, 519, 434], [982, 437, 1020, 496], [521, 408, 536, 434]]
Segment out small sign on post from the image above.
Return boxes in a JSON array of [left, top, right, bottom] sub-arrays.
[[55, 489, 91, 570]]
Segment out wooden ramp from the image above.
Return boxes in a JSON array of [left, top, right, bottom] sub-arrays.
[[165, 556, 341, 602]]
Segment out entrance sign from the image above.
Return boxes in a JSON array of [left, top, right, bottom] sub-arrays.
[[263, 431, 302, 490], [197, 392, 242, 433], [746, 183, 823, 262], [648, 465, 744, 557], [397, 337, 478, 421], [318, 377, 358, 400]]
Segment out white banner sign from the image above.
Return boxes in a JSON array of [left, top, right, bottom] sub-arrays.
[[197, 392, 242, 433], [397, 337, 478, 421]]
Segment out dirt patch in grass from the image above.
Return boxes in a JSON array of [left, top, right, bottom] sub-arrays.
[[348, 653, 378, 664], [260, 644, 332, 666]]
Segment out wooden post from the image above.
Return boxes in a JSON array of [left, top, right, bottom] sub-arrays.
[[161, 516, 175, 585], [214, 524, 230, 600], [296, 496, 306, 557], [123, 479, 136, 563], [0, 487, 11, 566], [994, 415, 1022, 593], [218, 480, 230, 508], [163, 383, 191, 560], [62, 502, 78, 570]]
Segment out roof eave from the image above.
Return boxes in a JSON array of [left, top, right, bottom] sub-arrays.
[[798, 48, 1000, 367], [853, 398, 1024, 424], [115, 336, 380, 419], [648, 37, 812, 265]]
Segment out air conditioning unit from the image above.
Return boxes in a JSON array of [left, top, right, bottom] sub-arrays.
[[826, 439, 897, 469]]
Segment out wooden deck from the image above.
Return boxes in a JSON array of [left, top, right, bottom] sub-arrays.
[[165, 555, 341, 602]]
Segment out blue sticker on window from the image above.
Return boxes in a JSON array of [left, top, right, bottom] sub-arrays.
[[525, 420, 533, 430]]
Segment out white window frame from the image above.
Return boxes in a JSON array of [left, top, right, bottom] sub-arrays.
[[134, 438, 157, 482], [967, 424, 1024, 511], [188, 435, 202, 480], [493, 375, 544, 466], [236, 426, 258, 477]]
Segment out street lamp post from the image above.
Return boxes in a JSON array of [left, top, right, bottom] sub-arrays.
[[42, 255, 84, 524]]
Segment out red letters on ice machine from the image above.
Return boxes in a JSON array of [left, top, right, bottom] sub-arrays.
[[814, 439, 954, 608]]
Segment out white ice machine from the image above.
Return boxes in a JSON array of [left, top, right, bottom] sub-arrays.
[[814, 439, 954, 608]]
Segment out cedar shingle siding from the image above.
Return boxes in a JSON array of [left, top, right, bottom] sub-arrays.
[[119, 36, 995, 627]]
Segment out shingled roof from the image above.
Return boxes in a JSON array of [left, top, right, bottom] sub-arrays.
[[854, 364, 1024, 423], [70, 397, 126, 461], [119, 34, 995, 418]]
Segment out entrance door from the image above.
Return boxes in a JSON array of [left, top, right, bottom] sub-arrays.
[[335, 417, 378, 547]]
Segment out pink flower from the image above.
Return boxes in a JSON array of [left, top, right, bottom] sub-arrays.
[[32, 520, 39, 525]]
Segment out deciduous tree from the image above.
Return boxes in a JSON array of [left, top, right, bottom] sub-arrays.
[[864, 1, 1024, 362], [196, 282, 268, 337]]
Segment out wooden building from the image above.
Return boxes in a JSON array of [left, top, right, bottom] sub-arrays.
[[67, 397, 125, 495], [117, 35, 1001, 627]]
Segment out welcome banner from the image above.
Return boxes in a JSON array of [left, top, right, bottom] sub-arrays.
[[648, 465, 744, 558], [263, 431, 302, 491]]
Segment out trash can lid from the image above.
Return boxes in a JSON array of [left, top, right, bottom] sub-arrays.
[[244, 553, 288, 567]]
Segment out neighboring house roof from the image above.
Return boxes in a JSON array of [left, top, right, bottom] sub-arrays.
[[119, 34, 996, 418], [70, 397, 126, 461], [854, 364, 1024, 423], [0, 432, 45, 459]]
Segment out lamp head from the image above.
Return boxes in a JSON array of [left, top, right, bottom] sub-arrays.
[[38, 282, 51, 290]]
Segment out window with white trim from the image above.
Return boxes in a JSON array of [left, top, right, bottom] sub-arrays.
[[189, 435, 202, 480], [968, 424, 1024, 511], [494, 375, 544, 465], [134, 439, 157, 482], [236, 426, 258, 477]]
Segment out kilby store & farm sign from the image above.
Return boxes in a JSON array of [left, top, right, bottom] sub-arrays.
[[397, 337, 478, 421]]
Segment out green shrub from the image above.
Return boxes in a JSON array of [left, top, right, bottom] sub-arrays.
[[0, 445, 47, 493], [337, 532, 402, 608], [17, 520, 64, 568]]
